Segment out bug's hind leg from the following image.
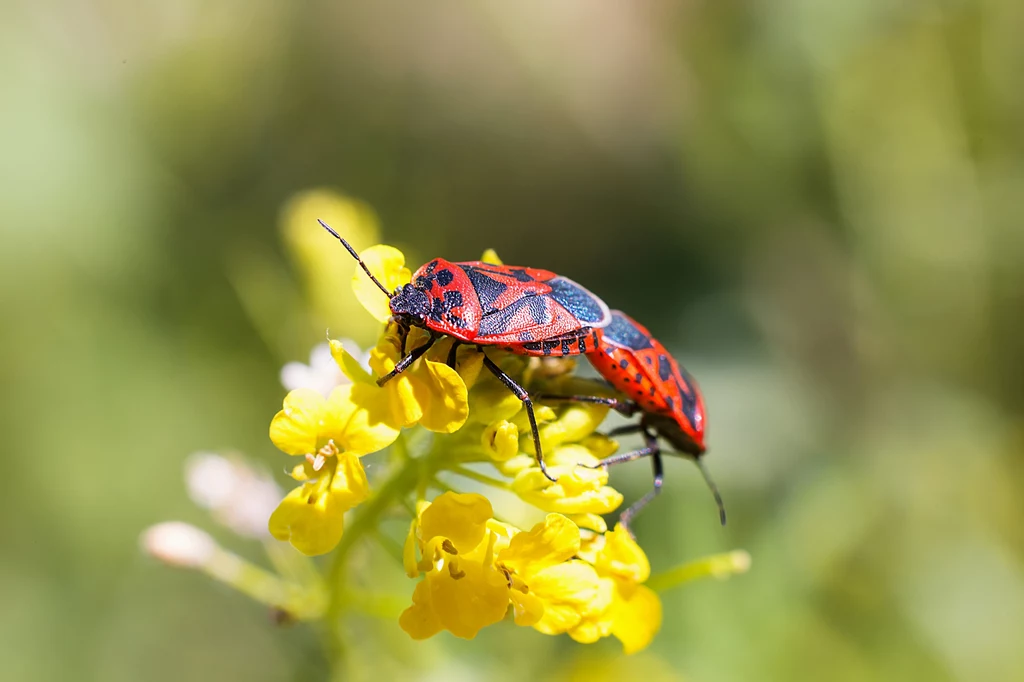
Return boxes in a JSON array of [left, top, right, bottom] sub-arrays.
[[534, 394, 639, 418], [618, 435, 664, 533], [481, 353, 557, 482]]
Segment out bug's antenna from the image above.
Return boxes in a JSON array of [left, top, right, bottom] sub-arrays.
[[318, 219, 391, 297], [694, 458, 727, 526]]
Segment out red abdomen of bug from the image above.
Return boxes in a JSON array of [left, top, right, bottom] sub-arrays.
[[586, 311, 706, 455]]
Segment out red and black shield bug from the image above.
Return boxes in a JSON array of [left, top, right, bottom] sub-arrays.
[[541, 310, 724, 529], [319, 220, 612, 480]]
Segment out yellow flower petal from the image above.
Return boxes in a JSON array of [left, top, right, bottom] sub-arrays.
[[512, 448, 624, 516], [568, 577, 616, 643], [500, 514, 580, 576], [452, 347, 485, 388], [352, 245, 410, 323], [510, 588, 544, 627], [468, 376, 527, 425], [399, 580, 443, 640], [387, 375, 426, 427], [533, 603, 583, 635], [570, 513, 608, 533], [610, 584, 662, 654], [418, 492, 493, 551], [481, 420, 519, 462], [268, 485, 345, 556], [269, 389, 325, 455], [424, 557, 509, 639], [329, 338, 374, 384], [528, 561, 600, 608], [407, 360, 469, 433], [330, 452, 370, 508], [598, 524, 651, 584], [480, 248, 503, 265], [327, 384, 401, 456]]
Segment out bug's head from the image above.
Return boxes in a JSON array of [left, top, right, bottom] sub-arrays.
[[648, 413, 703, 457], [388, 283, 431, 321], [319, 218, 428, 324]]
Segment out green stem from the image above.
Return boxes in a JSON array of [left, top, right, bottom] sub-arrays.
[[327, 457, 424, 615], [647, 550, 752, 593], [450, 465, 513, 490], [203, 548, 323, 619]]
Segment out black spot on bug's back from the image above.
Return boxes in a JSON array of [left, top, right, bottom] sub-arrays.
[[443, 290, 463, 309], [459, 265, 508, 313], [604, 312, 653, 351], [435, 269, 454, 286], [674, 378, 698, 422], [657, 354, 673, 382], [426, 289, 466, 324], [635, 373, 643, 382], [547, 277, 608, 325], [619, 359, 629, 369], [645, 357, 653, 365], [577, 338, 586, 353], [507, 268, 534, 283]]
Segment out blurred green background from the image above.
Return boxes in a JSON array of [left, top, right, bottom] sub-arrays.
[[3, 1, 1023, 680]]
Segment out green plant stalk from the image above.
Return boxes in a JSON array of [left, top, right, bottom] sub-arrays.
[[647, 550, 751, 593]]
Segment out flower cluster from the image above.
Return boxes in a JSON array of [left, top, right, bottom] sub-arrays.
[[143, 192, 749, 660], [256, 240, 666, 649], [400, 492, 658, 650]]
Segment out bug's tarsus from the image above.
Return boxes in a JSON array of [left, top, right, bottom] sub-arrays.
[[619, 443, 664, 531], [376, 334, 438, 386], [318, 219, 391, 297], [694, 457, 727, 526]]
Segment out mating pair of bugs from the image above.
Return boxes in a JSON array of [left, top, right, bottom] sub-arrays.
[[321, 221, 724, 529]]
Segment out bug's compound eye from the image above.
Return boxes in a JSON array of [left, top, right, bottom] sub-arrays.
[[390, 283, 432, 319]]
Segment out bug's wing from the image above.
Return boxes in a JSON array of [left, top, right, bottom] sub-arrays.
[[473, 276, 611, 350]]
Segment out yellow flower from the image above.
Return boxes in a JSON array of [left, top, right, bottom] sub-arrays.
[[268, 446, 369, 556], [575, 524, 663, 654], [510, 445, 624, 516], [400, 494, 607, 642], [269, 387, 400, 459], [331, 330, 469, 435], [399, 493, 509, 639], [480, 419, 519, 462], [496, 513, 605, 636], [267, 387, 390, 555]]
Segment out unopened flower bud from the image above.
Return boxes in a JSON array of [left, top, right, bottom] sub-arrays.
[[141, 522, 217, 568]]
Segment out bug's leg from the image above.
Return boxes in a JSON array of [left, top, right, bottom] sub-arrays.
[[580, 432, 658, 469], [377, 333, 439, 387], [395, 321, 411, 355], [534, 394, 639, 418], [481, 354, 557, 482], [605, 423, 645, 438], [446, 341, 463, 369], [619, 437, 664, 533]]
